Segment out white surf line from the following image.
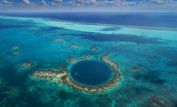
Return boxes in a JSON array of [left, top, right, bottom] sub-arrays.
[[0, 15, 177, 41]]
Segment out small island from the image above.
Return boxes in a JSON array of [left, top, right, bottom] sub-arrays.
[[31, 54, 120, 93]]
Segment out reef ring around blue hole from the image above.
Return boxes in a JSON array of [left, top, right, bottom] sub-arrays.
[[69, 60, 115, 86]]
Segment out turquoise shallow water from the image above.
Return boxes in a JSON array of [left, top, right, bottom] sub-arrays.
[[0, 15, 177, 107]]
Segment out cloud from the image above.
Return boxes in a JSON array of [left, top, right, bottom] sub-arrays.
[[22, 0, 31, 4], [1, 0, 13, 4], [51, 0, 63, 6], [33, 0, 48, 6], [22, 0, 30, 4], [1, 0, 177, 12], [52, 0, 63, 2], [2, 0, 10, 4], [41, 0, 47, 5]]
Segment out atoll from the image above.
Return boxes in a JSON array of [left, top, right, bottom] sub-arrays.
[[31, 54, 120, 93]]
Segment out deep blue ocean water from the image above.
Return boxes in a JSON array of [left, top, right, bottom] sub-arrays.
[[0, 13, 177, 107], [70, 60, 114, 86]]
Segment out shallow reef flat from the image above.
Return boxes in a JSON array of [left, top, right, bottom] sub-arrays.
[[67, 56, 93, 63], [32, 54, 120, 93]]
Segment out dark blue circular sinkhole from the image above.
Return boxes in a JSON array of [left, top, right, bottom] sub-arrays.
[[69, 60, 114, 86]]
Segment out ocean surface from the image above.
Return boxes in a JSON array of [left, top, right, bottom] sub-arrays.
[[2, 12, 177, 28], [0, 13, 177, 107]]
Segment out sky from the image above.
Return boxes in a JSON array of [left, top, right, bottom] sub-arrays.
[[0, 0, 177, 12]]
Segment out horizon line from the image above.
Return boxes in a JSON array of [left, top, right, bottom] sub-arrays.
[[1, 8, 177, 13]]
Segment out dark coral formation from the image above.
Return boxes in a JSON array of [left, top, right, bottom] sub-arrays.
[[90, 46, 98, 51], [21, 62, 36, 69], [31, 54, 120, 93], [0, 87, 18, 94], [148, 96, 168, 107], [0, 78, 4, 85], [131, 66, 141, 72]]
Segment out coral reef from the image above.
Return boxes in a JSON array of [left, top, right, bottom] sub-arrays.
[[20, 62, 36, 69], [67, 56, 93, 63], [12, 46, 20, 50], [131, 66, 141, 72], [0, 87, 18, 94], [90, 46, 98, 51], [31, 54, 120, 93], [12, 46, 20, 55], [0, 78, 4, 85], [148, 96, 168, 107], [52, 38, 65, 43], [70, 44, 80, 48], [12, 50, 20, 55]]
